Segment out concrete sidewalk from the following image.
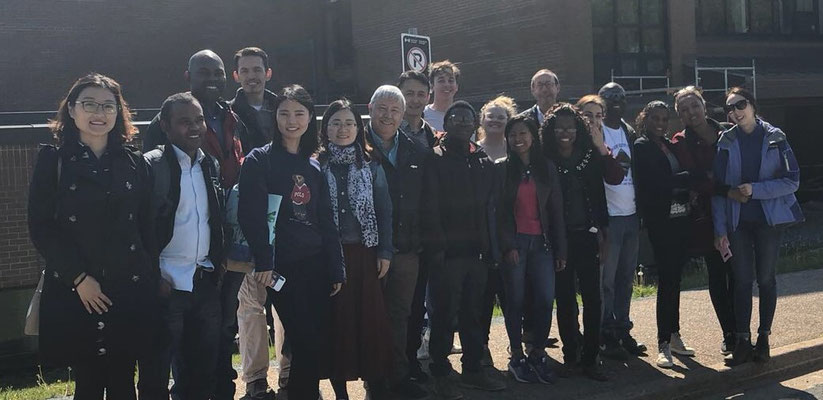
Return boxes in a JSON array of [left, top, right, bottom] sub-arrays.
[[235, 267, 823, 400]]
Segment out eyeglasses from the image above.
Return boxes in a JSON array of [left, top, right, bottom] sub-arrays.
[[78, 101, 119, 115], [534, 81, 557, 90], [554, 128, 578, 134], [724, 99, 748, 113], [329, 121, 356, 130]]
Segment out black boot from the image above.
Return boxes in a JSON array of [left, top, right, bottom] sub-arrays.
[[754, 334, 771, 363], [725, 336, 753, 367]]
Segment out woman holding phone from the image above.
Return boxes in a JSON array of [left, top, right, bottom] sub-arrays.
[[238, 84, 345, 399], [712, 87, 803, 366]]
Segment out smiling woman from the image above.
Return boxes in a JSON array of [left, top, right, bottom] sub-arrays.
[[30, 73, 156, 400]]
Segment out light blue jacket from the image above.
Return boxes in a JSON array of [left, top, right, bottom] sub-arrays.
[[712, 119, 804, 236]]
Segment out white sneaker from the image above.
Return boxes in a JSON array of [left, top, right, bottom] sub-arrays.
[[656, 343, 674, 368], [417, 328, 430, 360], [670, 333, 695, 356]]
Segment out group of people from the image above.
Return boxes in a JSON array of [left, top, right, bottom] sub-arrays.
[[27, 46, 803, 400]]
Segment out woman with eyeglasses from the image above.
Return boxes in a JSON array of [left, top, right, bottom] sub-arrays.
[[669, 86, 736, 357], [632, 101, 696, 369], [541, 103, 622, 381], [28, 73, 158, 399], [712, 87, 803, 366], [238, 85, 345, 399], [316, 99, 394, 399], [496, 114, 567, 385]]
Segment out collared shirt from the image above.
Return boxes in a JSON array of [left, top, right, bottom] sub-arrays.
[[535, 105, 546, 125], [160, 145, 214, 292], [369, 124, 399, 166], [400, 118, 431, 150], [204, 106, 226, 150]]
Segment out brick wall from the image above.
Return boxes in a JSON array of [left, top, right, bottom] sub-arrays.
[[0, 142, 44, 289], [349, 0, 595, 106], [0, 0, 329, 112]]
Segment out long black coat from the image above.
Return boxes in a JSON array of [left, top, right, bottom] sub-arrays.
[[28, 142, 158, 365]]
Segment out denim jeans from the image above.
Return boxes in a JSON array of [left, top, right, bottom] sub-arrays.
[[728, 220, 782, 338], [501, 233, 555, 358], [601, 214, 640, 340], [556, 230, 601, 366], [427, 255, 488, 376], [647, 217, 689, 344], [140, 273, 221, 400]]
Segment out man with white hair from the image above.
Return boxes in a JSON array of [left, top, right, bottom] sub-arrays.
[[366, 85, 430, 399]]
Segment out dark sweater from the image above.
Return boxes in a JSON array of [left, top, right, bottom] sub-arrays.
[[238, 144, 345, 283]]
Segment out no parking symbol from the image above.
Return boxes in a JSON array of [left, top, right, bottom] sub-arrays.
[[401, 33, 431, 73]]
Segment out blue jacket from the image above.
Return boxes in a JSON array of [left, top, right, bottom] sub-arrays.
[[711, 119, 804, 236]]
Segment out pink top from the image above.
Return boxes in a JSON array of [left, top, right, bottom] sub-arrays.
[[515, 178, 542, 235]]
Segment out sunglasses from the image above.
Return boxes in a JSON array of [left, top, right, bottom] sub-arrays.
[[724, 99, 748, 113]]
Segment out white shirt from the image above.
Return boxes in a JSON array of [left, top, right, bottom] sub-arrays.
[[535, 105, 546, 125], [423, 104, 446, 132], [602, 123, 637, 216], [160, 145, 214, 292]]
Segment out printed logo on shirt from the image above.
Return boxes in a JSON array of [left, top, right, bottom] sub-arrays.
[[291, 174, 311, 220]]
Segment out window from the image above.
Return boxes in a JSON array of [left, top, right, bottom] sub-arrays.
[[697, 0, 822, 35], [592, 0, 668, 84]]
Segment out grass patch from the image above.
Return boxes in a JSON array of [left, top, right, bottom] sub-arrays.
[[0, 366, 74, 400]]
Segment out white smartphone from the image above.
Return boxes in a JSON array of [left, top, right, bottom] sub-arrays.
[[270, 272, 286, 292]]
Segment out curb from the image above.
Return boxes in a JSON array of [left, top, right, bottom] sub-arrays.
[[587, 336, 823, 400]]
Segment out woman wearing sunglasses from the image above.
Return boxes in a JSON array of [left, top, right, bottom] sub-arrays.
[[712, 87, 803, 366], [28, 73, 157, 399]]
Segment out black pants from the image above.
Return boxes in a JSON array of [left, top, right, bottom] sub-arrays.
[[74, 357, 137, 400], [555, 230, 602, 366], [481, 268, 505, 346], [428, 255, 488, 377], [214, 270, 245, 399], [705, 250, 735, 337], [273, 254, 332, 400], [648, 217, 689, 344], [139, 273, 221, 400], [406, 253, 429, 372]]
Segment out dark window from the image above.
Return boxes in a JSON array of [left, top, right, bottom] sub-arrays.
[[592, 0, 668, 84], [697, 0, 822, 35]]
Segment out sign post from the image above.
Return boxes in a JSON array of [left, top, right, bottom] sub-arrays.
[[401, 33, 431, 73]]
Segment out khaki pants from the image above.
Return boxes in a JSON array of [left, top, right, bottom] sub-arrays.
[[237, 273, 291, 387]]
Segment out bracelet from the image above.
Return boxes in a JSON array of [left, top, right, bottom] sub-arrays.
[[72, 273, 88, 290]]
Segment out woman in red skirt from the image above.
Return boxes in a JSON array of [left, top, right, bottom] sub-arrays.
[[318, 98, 395, 399]]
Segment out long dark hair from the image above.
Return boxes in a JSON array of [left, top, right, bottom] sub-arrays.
[[49, 73, 137, 146], [271, 84, 319, 158], [541, 102, 592, 161], [318, 98, 372, 168], [504, 114, 549, 184]]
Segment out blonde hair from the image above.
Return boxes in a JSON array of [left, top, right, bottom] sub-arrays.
[[574, 94, 606, 113], [477, 95, 518, 141]]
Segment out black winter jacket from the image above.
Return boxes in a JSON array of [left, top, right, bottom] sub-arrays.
[[368, 129, 430, 254], [422, 137, 497, 259]]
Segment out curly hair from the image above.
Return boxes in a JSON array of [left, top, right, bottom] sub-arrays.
[[635, 100, 669, 138], [271, 84, 319, 158], [540, 102, 593, 161], [477, 95, 518, 141], [49, 73, 137, 146]]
